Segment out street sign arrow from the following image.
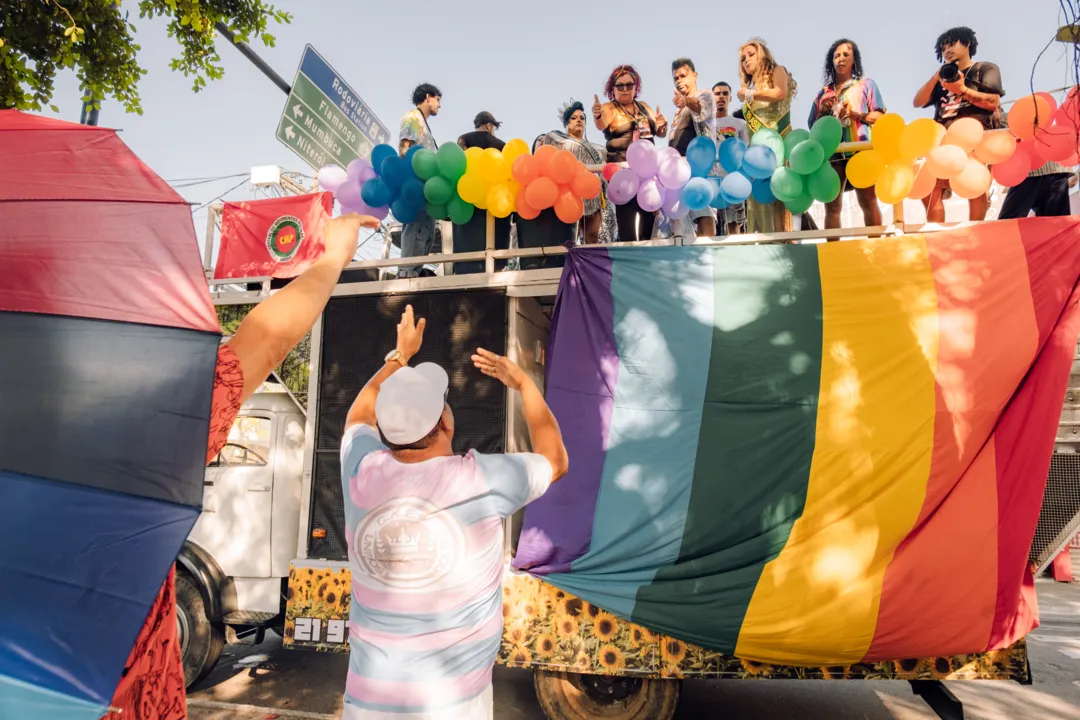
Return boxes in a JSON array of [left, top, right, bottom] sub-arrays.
[[292, 103, 303, 119], [285, 125, 296, 140]]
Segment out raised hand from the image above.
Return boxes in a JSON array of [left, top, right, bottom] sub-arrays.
[[323, 213, 381, 269], [396, 304, 426, 361], [593, 94, 603, 117], [472, 348, 528, 391]]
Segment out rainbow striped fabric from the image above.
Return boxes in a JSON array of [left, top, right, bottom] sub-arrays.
[[514, 218, 1080, 665]]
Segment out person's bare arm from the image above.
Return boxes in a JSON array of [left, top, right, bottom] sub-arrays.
[[344, 305, 426, 429], [750, 66, 789, 103], [225, 214, 380, 403], [593, 95, 610, 132], [913, 71, 940, 108], [472, 349, 568, 481], [952, 83, 1000, 111]]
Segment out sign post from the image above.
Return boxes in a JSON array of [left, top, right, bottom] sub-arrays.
[[276, 45, 391, 171]]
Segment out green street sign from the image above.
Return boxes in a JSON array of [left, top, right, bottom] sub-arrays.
[[276, 45, 391, 171]]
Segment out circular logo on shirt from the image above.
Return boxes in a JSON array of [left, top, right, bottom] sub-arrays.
[[266, 215, 304, 262], [353, 497, 464, 589]]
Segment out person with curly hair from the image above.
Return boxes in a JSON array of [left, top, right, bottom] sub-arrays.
[[808, 38, 886, 230], [397, 83, 443, 276], [536, 99, 615, 244], [738, 38, 797, 233], [593, 64, 668, 241], [913, 27, 1004, 222]]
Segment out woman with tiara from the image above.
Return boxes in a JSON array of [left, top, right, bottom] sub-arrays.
[[535, 99, 615, 244], [738, 37, 797, 233]]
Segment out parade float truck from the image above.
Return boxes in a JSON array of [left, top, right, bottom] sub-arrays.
[[192, 217, 1080, 720]]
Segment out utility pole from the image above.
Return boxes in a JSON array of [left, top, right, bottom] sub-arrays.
[[214, 22, 292, 96]]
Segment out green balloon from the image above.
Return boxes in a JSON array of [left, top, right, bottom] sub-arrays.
[[436, 143, 468, 181], [783, 129, 811, 159], [789, 139, 825, 175], [807, 163, 841, 203], [412, 149, 439, 180], [448, 195, 475, 225], [769, 167, 804, 203], [426, 201, 448, 220], [750, 128, 786, 164], [810, 115, 844, 158], [424, 176, 453, 205], [785, 187, 815, 215]]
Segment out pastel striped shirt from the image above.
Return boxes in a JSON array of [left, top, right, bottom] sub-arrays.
[[339, 424, 552, 719]]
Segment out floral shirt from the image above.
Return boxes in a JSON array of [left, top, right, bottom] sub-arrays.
[[399, 108, 436, 153], [669, 88, 717, 156]]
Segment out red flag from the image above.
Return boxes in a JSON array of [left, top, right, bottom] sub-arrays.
[[213, 192, 334, 279]]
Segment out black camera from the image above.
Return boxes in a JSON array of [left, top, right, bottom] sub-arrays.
[[939, 62, 961, 83]]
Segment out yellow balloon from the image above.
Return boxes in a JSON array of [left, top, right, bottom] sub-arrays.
[[464, 146, 484, 173], [503, 138, 530, 165], [871, 113, 906, 164], [457, 172, 488, 205], [875, 163, 915, 205], [478, 148, 509, 185], [898, 118, 946, 163], [487, 183, 516, 218], [845, 150, 885, 189]]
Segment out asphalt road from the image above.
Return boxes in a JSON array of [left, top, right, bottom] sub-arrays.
[[188, 579, 1080, 720]]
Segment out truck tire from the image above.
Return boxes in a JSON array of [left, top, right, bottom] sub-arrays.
[[176, 571, 226, 688], [533, 669, 680, 720]]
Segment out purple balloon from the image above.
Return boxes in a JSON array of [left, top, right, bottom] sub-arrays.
[[626, 140, 659, 179], [337, 178, 364, 209], [636, 178, 664, 213], [658, 146, 682, 166], [607, 168, 640, 205], [661, 185, 684, 215], [658, 156, 691, 190], [318, 164, 348, 193], [346, 158, 372, 184]]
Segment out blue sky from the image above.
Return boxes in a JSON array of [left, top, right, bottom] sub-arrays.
[[41, 1, 1077, 255]]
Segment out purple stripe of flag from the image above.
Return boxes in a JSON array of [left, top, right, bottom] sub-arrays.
[[512, 248, 618, 574]]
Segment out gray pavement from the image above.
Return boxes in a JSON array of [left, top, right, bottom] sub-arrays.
[[188, 579, 1080, 720]]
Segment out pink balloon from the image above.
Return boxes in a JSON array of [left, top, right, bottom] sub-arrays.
[[1033, 124, 1080, 163], [991, 143, 1033, 187], [661, 185, 684, 214], [607, 168, 640, 205], [636, 178, 665, 212], [658, 156, 691, 190], [627, 140, 659, 179], [1036, 92, 1060, 116], [658, 146, 682, 166]]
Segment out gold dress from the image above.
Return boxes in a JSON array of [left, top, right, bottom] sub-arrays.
[[743, 69, 797, 234]]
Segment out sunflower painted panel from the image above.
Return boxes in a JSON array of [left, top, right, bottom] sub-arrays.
[[283, 564, 352, 652], [496, 573, 1031, 682]]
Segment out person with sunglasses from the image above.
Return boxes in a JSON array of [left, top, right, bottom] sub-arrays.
[[338, 306, 568, 720], [594, 64, 668, 241]]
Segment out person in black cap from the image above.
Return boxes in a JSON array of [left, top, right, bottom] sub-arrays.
[[458, 112, 506, 150]]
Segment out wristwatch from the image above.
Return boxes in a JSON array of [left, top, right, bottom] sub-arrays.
[[385, 349, 406, 367]]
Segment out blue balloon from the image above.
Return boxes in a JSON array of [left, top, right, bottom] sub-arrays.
[[720, 171, 753, 203], [742, 145, 778, 180], [361, 177, 393, 208], [380, 155, 410, 189], [718, 138, 747, 174], [404, 144, 423, 168], [708, 177, 729, 209], [682, 177, 715, 211], [751, 178, 776, 205], [686, 135, 718, 178], [391, 197, 419, 224], [400, 177, 426, 207], [370, 144, 397, 175]]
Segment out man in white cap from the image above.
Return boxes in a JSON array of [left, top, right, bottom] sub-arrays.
[[338, 305, 568, 719]]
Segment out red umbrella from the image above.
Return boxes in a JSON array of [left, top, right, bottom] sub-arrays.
[[0, 110, 219, 719]]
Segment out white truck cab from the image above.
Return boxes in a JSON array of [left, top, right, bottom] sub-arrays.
[[176, 385, 306, 686]]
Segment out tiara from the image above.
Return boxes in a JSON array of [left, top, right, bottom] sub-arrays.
[[745, 36, 768, 47], [557, 97, 581, 124]]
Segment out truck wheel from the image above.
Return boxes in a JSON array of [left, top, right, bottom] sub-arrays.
[[176, 571, 225, 688], [533, 669, 680, 720]]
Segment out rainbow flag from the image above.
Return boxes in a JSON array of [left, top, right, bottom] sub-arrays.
[[513, 218, 1080, 665]]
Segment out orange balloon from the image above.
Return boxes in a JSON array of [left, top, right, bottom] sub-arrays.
[[940, 117, 984, 152], [534, 144, 558, 175], [908, 162, 937, 200], [548, 150, 579, 184], [516, 195, 541, 220], [1033, 125, 1080, 163], [992, 142, 1034, 187], [554, 191, 585, 224], [924, 144, 969, 179], [973, 131, 1017, 165], [1007, 93, 1054, 142], [571, 169, 602, 199], [949, 159, 991, 200], [525, 177, 558, 210], [512, 155, 540, 186]]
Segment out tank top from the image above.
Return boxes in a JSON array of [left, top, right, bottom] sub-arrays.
[[603, 101, 657, 163]]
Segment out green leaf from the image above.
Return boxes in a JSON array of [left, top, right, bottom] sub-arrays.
[[49, 104, 59, 113]]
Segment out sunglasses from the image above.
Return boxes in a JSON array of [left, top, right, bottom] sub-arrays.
[[614, 82, 635, 91]]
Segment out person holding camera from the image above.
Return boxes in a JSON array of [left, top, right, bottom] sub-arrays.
[[913, 27, 1004, 222]]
